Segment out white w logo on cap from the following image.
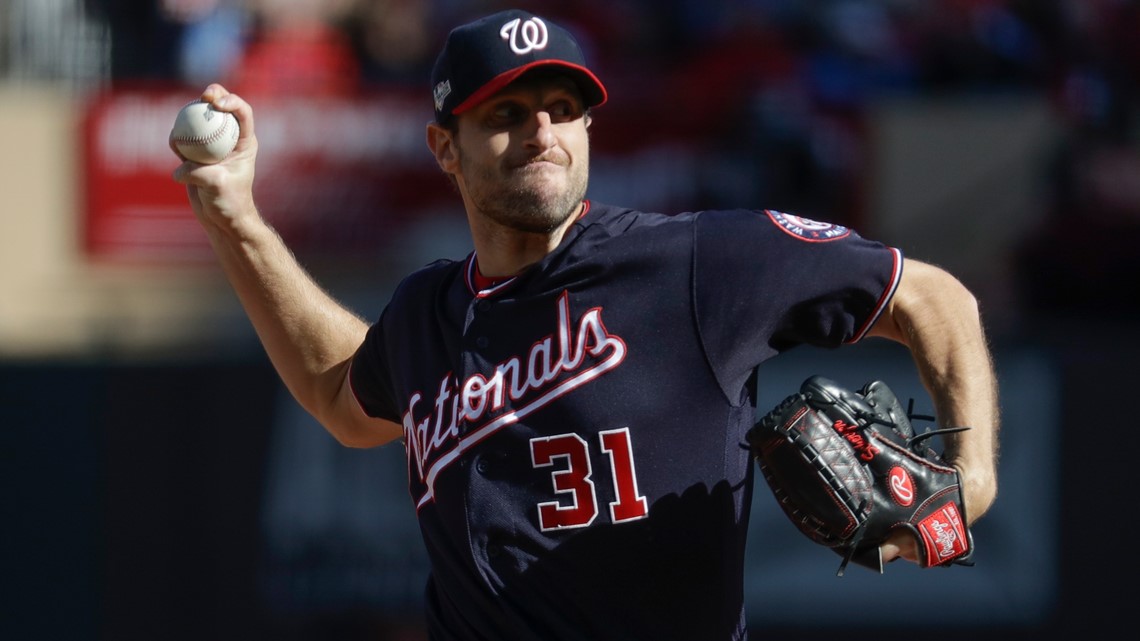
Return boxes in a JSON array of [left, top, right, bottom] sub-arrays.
[[500, 17, 549, 54]]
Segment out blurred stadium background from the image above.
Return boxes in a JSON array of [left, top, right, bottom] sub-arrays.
[[2, 1, 1136, 639]]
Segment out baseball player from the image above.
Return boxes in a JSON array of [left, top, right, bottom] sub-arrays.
[[171, 9, 999, 641]]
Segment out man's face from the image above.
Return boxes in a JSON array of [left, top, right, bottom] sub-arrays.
[[451, 74, 591, 234]]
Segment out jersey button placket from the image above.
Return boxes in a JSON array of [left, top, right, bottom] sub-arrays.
[[472, 299, 493, 349], [464, 295, 512, 573]]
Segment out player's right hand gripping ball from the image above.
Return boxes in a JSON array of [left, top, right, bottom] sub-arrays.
[[746, 375, 974, 575], [170, 100, 239, 164]]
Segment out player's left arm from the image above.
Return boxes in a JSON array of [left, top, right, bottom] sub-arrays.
[[865, 258, 1000, 527]]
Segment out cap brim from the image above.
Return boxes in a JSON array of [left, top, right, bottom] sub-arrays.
[[451, 60, 608, 116]]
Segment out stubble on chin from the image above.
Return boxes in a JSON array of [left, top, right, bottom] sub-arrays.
[[462, 151, 589, 235]]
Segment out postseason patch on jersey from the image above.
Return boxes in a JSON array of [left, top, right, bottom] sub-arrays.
[[765, 210, 850, 242]]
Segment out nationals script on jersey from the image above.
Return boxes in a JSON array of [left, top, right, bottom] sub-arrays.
[[349, 201, 902, 641], [404, 290, 628, 512]]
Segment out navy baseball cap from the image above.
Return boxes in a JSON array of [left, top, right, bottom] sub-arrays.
[[431, 9, 608, 122]]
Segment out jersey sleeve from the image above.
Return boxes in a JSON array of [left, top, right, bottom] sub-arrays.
[[693, 209, 902, 398], [348, 308, 402, 424]]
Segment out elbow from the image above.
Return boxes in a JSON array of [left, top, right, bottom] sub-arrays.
[[331, 433, 373, 449], [923, 261, 980, 314], [315, 366, 393, 448], [955, 279, 982, 318], [316, 411, 381, 448], [318, 405, 402, 449], [899, 262, 987, 336], [327, 423, 386, 449]]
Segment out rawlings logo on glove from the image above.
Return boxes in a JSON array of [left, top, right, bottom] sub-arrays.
[[747, 375, 974, 575]]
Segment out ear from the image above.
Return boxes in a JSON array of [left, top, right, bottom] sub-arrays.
[[426, 122, 460, 174]]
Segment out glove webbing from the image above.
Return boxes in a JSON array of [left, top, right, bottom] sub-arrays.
[[848, 395, 967, 457]]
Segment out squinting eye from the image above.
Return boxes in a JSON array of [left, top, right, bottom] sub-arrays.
[[550, 101, 579, 120]]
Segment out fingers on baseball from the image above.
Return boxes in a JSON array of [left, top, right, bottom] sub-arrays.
[[200, 84, 255, 141]]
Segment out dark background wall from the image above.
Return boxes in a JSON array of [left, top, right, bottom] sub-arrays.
[[3, 361, 279, 640]]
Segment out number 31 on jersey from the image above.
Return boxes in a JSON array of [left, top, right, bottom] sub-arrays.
[[530, 427, 649, 531]]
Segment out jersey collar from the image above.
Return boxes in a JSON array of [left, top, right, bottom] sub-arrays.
[[464, 201, 592, 298]]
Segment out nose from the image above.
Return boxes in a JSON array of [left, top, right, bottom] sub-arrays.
[[524, 110, 557, 152]]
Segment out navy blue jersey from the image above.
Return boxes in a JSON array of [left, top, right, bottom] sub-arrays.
[[350, 201, 902, 641]]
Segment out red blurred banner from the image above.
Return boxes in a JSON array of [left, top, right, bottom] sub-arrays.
[[81, 88, 446, 263]]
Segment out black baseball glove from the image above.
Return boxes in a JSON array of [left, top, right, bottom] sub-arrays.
[[747, 375, 974, 575]]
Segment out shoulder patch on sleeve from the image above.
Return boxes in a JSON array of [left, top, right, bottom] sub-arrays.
[[765, 209, 851, 242]]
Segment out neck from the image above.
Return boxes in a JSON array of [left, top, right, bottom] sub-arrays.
[[468, 201, 585, 278]]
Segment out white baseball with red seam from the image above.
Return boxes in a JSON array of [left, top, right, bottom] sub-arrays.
[[170, 100, 239, 164]]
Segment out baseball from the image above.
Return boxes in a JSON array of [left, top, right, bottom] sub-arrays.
[[170, 100, 239, 164]]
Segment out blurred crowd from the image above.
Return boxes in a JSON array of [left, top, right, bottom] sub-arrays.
[[67, 1, 1136, 126], [45, 1, 1131, 135], [3, 0, 1138, 315]]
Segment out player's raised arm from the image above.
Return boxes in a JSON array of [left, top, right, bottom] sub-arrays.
[[171, 84, 402, 448], [866, 258, 1000, 523]]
